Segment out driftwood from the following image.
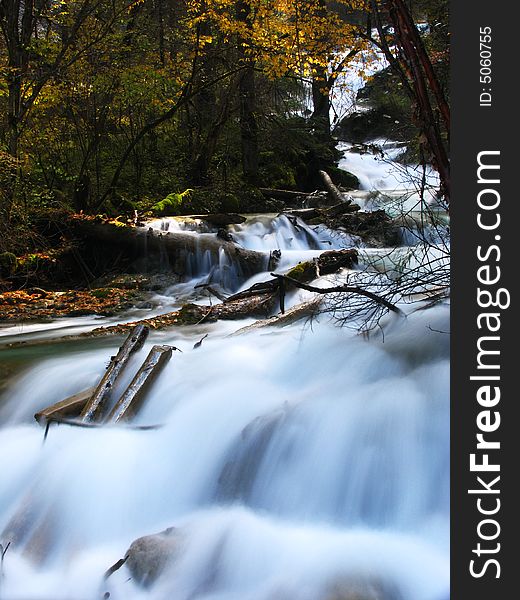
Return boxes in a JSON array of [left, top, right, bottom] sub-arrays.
[[319, 170, 350, 205], [80, 324, 149, 422], [230, 297, 323, 336], [34, 387, 94, 425], [106, 344, 173, 423]]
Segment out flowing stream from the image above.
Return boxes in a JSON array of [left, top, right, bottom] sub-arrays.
[[0, 143, 449, 600]]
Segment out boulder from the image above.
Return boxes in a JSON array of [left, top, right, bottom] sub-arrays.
[[124, 526, 182, 587]]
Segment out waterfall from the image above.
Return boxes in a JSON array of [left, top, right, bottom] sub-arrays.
[[0, 305, 449, 600], [0, 131, 449, 600]]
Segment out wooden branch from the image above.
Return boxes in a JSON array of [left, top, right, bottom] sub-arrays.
[[270, 273, 404, 315], [104, 556, 128, 581], [230, 297, 323, 336], [79, 324, 149, 422], [42, 417, 162, 441], [106, 344, 173, 423], [34, 386, 94, 425], [319, 170, 349, 205]]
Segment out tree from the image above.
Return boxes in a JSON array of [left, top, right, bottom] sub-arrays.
[[365, 0, 450, 201], [0, 0, 142, 157]]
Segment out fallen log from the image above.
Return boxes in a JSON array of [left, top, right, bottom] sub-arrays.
[[80, 324, 149, 422], [0, 250, 359, 346], [230, 297, 323, 336], [34, 387, 94, 425], [106, 344, 173, 423], [325, 201, 361, 217], [259, 188, 314, 201], [225, 249, 359, 304], [69, 218, 269, 278], [319, 170, 350, 205]]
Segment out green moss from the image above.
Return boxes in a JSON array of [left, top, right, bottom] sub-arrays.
[[177, 303, 206, 325], [152, 189, 193, 216], [328, 167, 359, 190], [286, 261, 313, 282]]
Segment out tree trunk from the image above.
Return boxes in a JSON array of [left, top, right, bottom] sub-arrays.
[[371, 0, 450, 202], [34, 387, 95, 426], [69, 219, 271, 278], [237, 0, 259, 183], [311, 67, 332, 141], [319, 170, 348, 204]]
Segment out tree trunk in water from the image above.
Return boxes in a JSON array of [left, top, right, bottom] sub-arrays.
[[80, 325, 149, 422], [106, 344, 173, 423]]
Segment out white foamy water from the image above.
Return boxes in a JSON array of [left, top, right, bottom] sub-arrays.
[[0, 303, 449, 600], [0, 55, 449, 600]]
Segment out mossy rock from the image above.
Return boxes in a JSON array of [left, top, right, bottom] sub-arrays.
[[177, 303, 211, 325], [91, 288, 112, 299], [328, 166, 359, 190], [286, 261, 315, 282]]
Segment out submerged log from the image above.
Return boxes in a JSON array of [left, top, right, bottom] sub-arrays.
[[80, 324, 149, 422], [106, 344, 173, 423], [34, 387, 94, 425]]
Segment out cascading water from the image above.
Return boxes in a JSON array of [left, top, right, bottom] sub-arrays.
[[0, 303, 449, 600], [0, 92, 449, 600]]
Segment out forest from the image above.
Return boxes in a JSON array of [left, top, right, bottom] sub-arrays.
[[0, 0, 448, 287], [0, 2, 450, 600]]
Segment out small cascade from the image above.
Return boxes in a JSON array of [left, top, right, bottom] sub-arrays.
[[230, 215, 323, 252]]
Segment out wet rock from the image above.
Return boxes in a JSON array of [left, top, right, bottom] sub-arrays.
[[216, 406, 291, 502], [324, 577, 403, 600], [335, 110, 391, 144], [124, 527, 182, 588], [217, 228, 234, 242]]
